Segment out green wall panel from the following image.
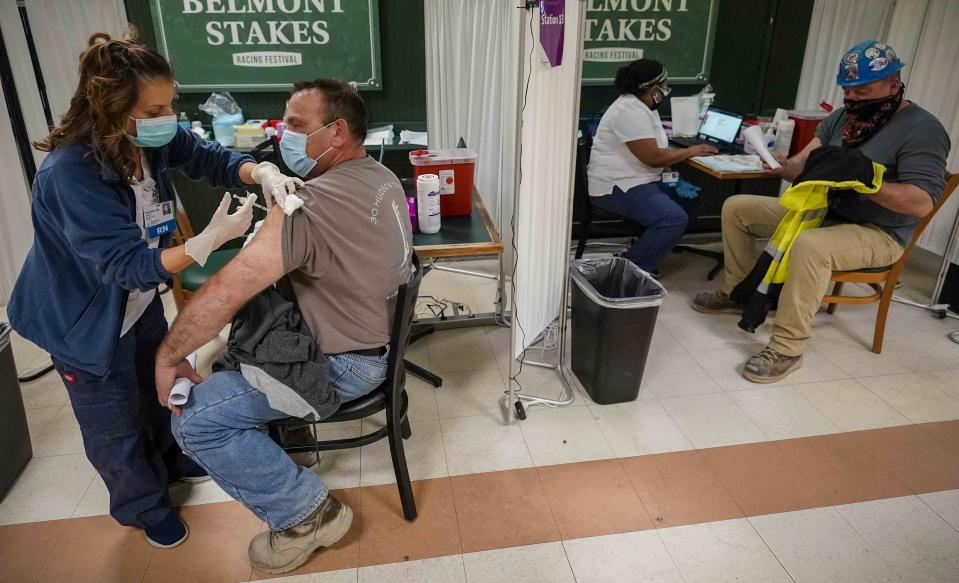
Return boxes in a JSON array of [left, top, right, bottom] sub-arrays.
[[125, 0, 426, 126]]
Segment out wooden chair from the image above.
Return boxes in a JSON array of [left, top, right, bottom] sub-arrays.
[[269, 253, 424, 521], [824, 174, 958, 353]]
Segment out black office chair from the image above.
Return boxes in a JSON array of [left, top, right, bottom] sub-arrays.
[[269, 253, 424, 521], [572, 135, 641, 259]]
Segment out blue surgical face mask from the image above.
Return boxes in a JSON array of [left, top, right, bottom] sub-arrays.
[[127, 114, 178, 148], [280, 120, 337, 177]]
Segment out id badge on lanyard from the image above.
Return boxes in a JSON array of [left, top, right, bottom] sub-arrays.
[[661, 171, 679, 186], [143, 199, 176, 239]]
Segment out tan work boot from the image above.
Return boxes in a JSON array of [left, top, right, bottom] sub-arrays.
[[743, 347, 802, 383], [249, 494, 353, 574], [691, 290, 742, 314]]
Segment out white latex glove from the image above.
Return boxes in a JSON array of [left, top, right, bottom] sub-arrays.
[[185, 193, 255, 266], [251, 161, 303, 210]]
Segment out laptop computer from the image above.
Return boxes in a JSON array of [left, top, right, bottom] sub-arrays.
[[669, 106, 745, 154]]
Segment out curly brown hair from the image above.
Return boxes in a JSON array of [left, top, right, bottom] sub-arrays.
[[33, 27, 173, 181]]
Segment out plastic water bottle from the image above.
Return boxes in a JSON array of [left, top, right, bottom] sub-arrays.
[[416, 174, 441, 234], [699, 83, 715, 120]]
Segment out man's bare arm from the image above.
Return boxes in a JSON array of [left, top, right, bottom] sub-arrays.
[[870, 182, 934, 218], [155, 206, 287, 410]]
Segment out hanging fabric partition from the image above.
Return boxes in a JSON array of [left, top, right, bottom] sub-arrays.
[[793, 0, 895, 110], [0, 3, 43, 303], [24, 0, 128, 121], [906, 0, 959, 261], [510, 1, 586, 360], [0, 1, 48, 169], [0, 79, 35, 304], [423, 0, 521, 257]]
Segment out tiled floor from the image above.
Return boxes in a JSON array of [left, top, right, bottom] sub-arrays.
[[2, 252, 959, 582]]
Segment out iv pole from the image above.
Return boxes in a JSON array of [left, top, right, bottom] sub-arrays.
[[503, 0, 586, 421]]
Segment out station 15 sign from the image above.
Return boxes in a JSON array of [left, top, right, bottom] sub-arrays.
[[582, 0, 718, 85], [149, 0, 382, 91]]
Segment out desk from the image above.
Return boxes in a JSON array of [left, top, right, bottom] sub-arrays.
[[407, 190, 506, 389], [412, 189, 506, 330], [676, 158, 782, 279], [684, 157, 781, 190]]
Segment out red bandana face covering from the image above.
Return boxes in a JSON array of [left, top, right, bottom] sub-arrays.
[[842, 83, 905, 146]]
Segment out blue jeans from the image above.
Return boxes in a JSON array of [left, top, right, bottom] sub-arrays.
[[171, 349, 388, 530], [591, 182, 695, 271], [52, 294, 194, 529]]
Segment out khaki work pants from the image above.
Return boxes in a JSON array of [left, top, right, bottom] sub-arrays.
[[721, 195, 904, 356]]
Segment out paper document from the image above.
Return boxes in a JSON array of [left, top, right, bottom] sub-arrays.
[[364, 124, 395, 146], [691, 154, 765, 173], [168, 352, 199, 408], [743, 125, 781, 169], [399, 130, 429, 146], [670, 96, 700, 136]]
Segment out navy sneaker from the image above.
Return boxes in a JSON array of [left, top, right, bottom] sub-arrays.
[[145, 512, 189, 548]]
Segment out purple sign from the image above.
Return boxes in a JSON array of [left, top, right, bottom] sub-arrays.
[[539, 0, 565, 67]]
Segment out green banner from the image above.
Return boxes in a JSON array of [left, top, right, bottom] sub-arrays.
[[149, 0, 382, 92], [582, 0, 719, 85]]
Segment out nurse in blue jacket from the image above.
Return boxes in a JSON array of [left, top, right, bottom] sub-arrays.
[[8, 31, 300, 548]]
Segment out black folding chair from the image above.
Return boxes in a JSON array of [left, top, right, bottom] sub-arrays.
[[269, 253, 424, 521]]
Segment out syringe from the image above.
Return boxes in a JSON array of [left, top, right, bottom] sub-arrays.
[[232, 192, 268, 212]]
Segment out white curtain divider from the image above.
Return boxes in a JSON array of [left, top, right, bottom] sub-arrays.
[[24, 0, 128, 122], [907, 0, 959, 261], [511, 1, 585, 359], [0, 81, 35, 304], [0, 2, 44, 304], [793, 0, 895, 110], [0, 1, 48, 169], [424, 0, 521, 260], [884, 0, 929, 86]]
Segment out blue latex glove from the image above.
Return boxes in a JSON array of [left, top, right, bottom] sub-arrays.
[[675, 178, 701, 199]]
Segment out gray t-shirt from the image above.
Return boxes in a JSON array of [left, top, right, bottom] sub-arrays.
[[815, 103, 950, 245], [282, 156, 413, 354]]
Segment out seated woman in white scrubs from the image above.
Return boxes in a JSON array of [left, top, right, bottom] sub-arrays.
[[587, 58, 716, 272]]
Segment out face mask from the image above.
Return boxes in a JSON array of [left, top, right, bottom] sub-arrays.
[[649, 85, 672, 111], [841, 83, 904, 146], [127, 115, 178, 148], [280, 120, 337, 177]]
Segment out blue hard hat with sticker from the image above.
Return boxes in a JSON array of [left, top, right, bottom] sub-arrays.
[[836, 40, 905, 87]]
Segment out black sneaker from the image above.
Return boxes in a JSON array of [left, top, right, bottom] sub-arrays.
[[145, 512, 189, 549]]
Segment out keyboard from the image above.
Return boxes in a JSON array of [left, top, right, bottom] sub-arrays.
[[669, 135, 742, 154]]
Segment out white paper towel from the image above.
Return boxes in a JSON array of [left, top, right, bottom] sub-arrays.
[[168, 352, 198, 408], [743, 125, 781, 169]]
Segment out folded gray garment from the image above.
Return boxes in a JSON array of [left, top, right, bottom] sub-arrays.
[[214, 287, 337, 421]]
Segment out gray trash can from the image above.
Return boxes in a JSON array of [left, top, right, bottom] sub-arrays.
[[569, 258, 666, 404], [0, 323, 32, 498]]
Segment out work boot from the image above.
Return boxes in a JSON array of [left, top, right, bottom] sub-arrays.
[[249, 494, 353, 574], [288, 451, 321, 469], [691, 290, 742, 314], [743, 347, 802, 383]]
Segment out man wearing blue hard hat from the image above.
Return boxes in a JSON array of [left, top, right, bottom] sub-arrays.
[[692, 40, 950, 383]]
